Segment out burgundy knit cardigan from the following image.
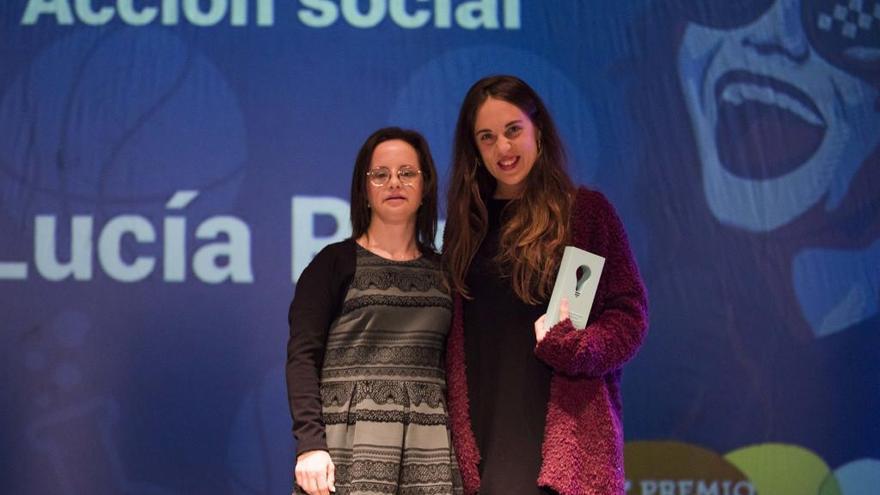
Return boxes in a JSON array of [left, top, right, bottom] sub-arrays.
[[445, 187, 648, 495]]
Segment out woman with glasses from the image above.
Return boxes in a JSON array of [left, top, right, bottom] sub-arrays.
[[286, 127, 462, 495], [442, 75, 648, 494]]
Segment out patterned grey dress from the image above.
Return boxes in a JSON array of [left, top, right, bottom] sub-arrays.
[[317, 245, 462, 495]]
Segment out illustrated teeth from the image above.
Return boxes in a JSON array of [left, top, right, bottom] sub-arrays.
[[721, 83, 824, 127]]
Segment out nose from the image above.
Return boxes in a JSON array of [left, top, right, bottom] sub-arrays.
[[742, 0, 810, 64], [496, 136, 512, 153], [387, 170, 402, 188]]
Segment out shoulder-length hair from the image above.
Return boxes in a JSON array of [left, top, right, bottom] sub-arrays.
[[444, 75, 575, 304], [350, 127, 439, 252]]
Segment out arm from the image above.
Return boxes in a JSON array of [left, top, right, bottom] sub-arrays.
[[534, 191, 648, 377], [286, 242, 350, 455]]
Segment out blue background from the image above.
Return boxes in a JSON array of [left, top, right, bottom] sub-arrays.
[[1, 0, 878, 493]]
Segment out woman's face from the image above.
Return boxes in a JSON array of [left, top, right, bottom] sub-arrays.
[[473, 97, 540, 199], [677, 0, 880, 232], [366, 139, 423, 226]]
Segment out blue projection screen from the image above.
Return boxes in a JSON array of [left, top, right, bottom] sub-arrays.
[[1, 1, 878, 493]]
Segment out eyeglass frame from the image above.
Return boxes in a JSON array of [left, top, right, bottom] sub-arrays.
[[366, 166, 423, 187]]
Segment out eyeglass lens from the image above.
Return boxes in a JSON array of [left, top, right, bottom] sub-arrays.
[[369, 167, 420, 186]]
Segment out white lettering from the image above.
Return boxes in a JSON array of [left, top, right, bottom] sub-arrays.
[[6, 191, 256, 284], [291, 196, 351, 282], [631, 480, 755, 495], [98, 216, 156, 282], [20, 0, 519, 29], [455, 0, 497, 29], [298, 0, 337, 27], [118, 0, 157, 25], [0, 261, 28, 279], [296, 0, 519, 30], [697, 480, 719, 495], [163, 190, 198, 282], [35, 215, 93, 281], [231, 0, 246, 25], [625, 479, 757, 495], [183, 0, 226, 26], [341, 0, 385, 28], [193, 216, 254, 283], [162, 0, 179, 23], [679, 480, 694, 495], [256, 0, 273, 24], [733, 481, 755, 495], [503, 0, 518, 28], [21, 0, 74, 24], [74, 0, 114, 25], [389, 0, 429, 29], [22, 0, 273, 25], [434, 0, 450, 27]]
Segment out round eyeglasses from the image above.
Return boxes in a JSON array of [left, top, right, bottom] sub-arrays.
[[366, 166, 422, 187]]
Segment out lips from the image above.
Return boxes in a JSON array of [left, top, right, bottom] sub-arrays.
[[713, 71, 826, 180], [384, 194, 407, 202], [497, 156, 519, 171]]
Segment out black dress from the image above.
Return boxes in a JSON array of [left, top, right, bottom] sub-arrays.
[[463, 198, 553, 494]]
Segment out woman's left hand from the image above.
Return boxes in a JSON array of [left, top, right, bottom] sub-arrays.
[[534, 298, 569, 343]]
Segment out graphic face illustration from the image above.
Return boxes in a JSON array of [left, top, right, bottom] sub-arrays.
[[678, 0, 880, 232], [677, 0, 880, 336]]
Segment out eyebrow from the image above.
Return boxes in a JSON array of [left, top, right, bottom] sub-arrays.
[[474, 119, 523, 135], [371, 163, 418, 169]]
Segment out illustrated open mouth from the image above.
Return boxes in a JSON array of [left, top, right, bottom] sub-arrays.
[[713, 71, 826, 180]]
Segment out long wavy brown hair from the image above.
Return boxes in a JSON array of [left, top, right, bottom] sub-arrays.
[[443, 75, 575, 304]]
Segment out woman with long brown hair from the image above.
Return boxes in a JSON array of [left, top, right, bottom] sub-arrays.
[[443, 75, 648, 494]]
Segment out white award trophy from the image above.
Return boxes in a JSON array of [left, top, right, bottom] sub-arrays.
[[544, 246, 605, 330]]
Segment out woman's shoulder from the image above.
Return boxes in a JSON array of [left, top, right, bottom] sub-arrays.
[[574, 185, 615, 214], [315, 238, 356, 259], [303, 238, 356, 275]]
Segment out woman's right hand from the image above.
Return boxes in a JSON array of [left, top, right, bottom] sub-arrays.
[[294, 450, 336, 495]]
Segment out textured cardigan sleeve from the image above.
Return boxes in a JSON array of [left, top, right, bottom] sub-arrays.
[[285, 240, 354, 454], [534, 188, 648, 377]]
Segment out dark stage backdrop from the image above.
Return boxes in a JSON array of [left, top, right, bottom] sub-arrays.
[[1, 1, 878, 493]]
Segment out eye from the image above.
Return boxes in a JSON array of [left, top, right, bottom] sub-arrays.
[[399, 168, 420, 180], [371, 167, 391, 180], [504, 125, 522, 138], [477, 132, 496, 145]]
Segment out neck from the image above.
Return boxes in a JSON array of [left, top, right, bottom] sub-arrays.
[[493, 183, 523, 199], [358, 218, 420, 260]]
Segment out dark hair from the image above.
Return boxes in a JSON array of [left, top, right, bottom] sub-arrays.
[[350, 127, 439, 251], [444, 75, 575, 303]]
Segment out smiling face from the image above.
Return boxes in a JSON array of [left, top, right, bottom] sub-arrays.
[[473, 97, 540, 199], [677, 0, 880, 232], [366, 139, 423, 226]]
